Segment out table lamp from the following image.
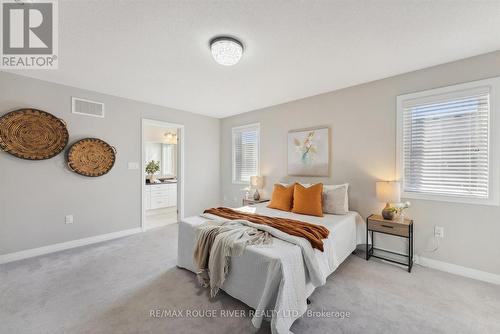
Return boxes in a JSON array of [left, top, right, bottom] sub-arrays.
[[250, 176, 264, 200], [376, 181, 401, 220]]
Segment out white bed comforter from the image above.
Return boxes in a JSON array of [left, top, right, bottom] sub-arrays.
[[177, 204, 366, 334]]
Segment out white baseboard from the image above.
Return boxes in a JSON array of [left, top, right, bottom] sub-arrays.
[[0, 227, 143, 265], [414, 255, 500, 286]]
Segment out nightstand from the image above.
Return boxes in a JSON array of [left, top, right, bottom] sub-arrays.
[[242, 198, 270, 206], [366, 214, 414, 272]]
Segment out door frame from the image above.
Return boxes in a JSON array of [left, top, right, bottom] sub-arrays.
[[141, 118, 185, 230]]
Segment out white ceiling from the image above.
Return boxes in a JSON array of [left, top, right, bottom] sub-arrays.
[[8, 0, 500, 118]]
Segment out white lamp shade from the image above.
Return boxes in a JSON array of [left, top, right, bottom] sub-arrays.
[[376, 181, 401, 203], [250, 176, 264, 188]]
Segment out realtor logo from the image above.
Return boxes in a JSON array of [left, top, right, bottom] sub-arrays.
[[1, 0, 58, 69]]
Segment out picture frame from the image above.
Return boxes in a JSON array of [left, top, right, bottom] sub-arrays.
[[287, 127, 330, 176]]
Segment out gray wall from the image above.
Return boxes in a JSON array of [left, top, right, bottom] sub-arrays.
[[0, 72, 220, 255], [221, 51, 500, 275]]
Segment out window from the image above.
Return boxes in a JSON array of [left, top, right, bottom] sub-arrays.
[[232, 123, 260, 184], [397, 77, 500, 205]]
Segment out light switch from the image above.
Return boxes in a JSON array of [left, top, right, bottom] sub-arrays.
[[128, 162, 139, 170]]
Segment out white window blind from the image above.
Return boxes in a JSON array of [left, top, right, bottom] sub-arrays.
[[232, 124, 259, 184], [401, 87, 490, 199]]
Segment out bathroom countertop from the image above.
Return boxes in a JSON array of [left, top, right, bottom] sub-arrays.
[[145, 180, 177, 185]]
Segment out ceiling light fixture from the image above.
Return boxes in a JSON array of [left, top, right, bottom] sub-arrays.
[[164, 131, 177, 144], [210, 36, 243, 66]]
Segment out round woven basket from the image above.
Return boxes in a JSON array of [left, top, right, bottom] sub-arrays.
[[0, 109, 69, 160], [67, 138, 116, 177]]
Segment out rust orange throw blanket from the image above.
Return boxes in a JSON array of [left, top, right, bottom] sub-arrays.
[[203, 207, 330, 251]]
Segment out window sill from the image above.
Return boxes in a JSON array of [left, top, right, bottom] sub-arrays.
[[232, 180, 249, 185], [402, 191, 499, 206]]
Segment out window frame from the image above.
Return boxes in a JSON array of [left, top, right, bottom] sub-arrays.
[[396, 77, 500, 206], [232, 123, 260, 185]]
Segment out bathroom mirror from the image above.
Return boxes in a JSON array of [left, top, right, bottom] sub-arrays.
[[144, 142, 177, 178]]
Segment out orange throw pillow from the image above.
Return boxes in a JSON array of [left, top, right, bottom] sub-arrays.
[[268, 183, 296, 211], [292, 183, 324, 217]]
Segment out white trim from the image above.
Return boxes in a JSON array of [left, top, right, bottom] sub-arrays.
[[71, 96, 105, 118], [231, 122, 261, 131], [142, 222, 176, 231], [414, 255, 500, 286], [363, 244, 500, 285], [141, 119, 185, 231], [396, 76, 500, 206], [231, 122, 260, 184], [399, 191, 498, 206], [0, 228, 142, 265]]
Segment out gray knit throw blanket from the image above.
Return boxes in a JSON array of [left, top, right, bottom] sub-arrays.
[[194, 220, 272, 297]]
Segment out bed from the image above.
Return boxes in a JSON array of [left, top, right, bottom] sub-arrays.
[[177, 202, 367, 334]]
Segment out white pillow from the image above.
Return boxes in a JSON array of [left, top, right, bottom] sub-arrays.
[[322, 183, 349, 215], [279, 182, 310, 187]]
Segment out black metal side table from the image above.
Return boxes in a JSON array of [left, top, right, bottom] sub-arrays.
[[366, 214, 414, 272]]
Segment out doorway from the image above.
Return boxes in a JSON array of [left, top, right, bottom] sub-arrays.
[[141, 119, 184, 230]]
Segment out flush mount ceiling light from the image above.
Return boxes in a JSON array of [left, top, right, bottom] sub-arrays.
[[210, 37, 243, 66]]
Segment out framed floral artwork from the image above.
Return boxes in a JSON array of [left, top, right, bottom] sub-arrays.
[[287, 127, 329, 176]]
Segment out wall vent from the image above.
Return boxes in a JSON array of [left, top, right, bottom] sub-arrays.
[[72, 97, 105, 118]]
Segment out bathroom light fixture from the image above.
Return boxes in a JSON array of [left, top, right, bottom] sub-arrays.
[[210, 37, 243, 66], [164, 131, 177, 144]]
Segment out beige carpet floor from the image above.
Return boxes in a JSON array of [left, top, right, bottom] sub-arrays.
[[1, 224, 499, 334]]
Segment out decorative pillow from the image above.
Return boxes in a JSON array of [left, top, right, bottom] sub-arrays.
[[292, 183, 324, 217], [268, 183, 296, 211], [322, 183, 349, 215]]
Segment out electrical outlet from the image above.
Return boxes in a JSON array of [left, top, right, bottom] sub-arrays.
[[65, 215, 74, 224], [434, 226, 444, 238]]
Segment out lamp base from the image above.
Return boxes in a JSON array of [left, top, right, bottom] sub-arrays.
[[381, 203, 395, 220], [253, 189, 260, 201]]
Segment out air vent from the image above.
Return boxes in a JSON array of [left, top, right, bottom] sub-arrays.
[[71, 97, 105, 118]]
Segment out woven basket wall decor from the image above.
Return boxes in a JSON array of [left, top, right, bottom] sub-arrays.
[[0, 109, 69, 160], [67, 138, 116, 177]]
